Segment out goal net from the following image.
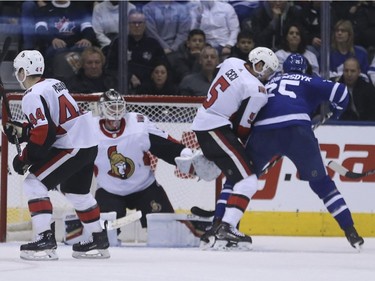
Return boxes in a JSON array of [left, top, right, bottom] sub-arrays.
[[0, 93, 218, 242]]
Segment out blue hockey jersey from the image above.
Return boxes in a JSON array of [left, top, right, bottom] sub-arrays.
[[253, 73, 349, 130]]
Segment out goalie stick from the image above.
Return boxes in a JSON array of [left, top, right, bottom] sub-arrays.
[[191, 112, 334, 218], [327, 161, 375, 179], [103, 210, 142, 230]]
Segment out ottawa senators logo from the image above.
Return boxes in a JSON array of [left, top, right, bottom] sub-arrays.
[[107, 146, 135, 179]]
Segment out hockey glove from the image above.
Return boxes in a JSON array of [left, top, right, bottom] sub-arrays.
[[175, 148, 194, 174], [13, 155, 30, 175], [190, 150, 221, 181], [3, 121, 31, 144], [175, 149, 221, 181]]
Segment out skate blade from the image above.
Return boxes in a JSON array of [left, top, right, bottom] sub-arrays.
[[212, 240, 253, 251], [72, 249, 110, 259], [353, 242, 363, 253], [20, 249, 58, 261]]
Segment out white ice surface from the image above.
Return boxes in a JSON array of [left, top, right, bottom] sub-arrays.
[[0, 236, 374, 281]]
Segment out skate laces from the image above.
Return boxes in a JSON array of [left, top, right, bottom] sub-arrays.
[[79, 236, 94, 245], [229, 225, 245, 237], [29, 234, 43, 244]]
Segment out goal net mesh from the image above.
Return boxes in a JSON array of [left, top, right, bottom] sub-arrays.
[[1, 93, 216, 241]]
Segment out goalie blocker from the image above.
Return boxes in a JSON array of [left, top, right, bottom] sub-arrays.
[[175, 149, 221, 181]]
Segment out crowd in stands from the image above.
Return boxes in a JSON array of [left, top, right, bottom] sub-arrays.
[[1, 0, 375, 121]]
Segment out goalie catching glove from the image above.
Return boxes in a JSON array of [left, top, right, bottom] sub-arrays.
[[3, 121, 31, 144], [175, 149, 221, 181]]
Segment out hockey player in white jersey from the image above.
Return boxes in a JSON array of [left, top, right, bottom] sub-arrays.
[[191, 47, 279, 250], [3, 50, 109, 260], [93, 89, 205, 241]]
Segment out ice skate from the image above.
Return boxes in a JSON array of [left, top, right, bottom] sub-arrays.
[[72, 229, 110, 259], [199, 219, 221, 250], [211, 222, 252, 251], [345, 226, 364, 251], [20, 230, 58, 261]]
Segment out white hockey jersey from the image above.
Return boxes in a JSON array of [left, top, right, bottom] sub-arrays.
[[22, 78, 98, 149], [192, 57, 268, 139], [94, 112, 169, 196]]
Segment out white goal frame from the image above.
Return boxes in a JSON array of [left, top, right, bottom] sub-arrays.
[[0, 93, 221, 242]]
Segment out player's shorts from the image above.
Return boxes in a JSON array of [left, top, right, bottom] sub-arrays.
[[194, 125, 254, 183], [29, 146, 98, 194]]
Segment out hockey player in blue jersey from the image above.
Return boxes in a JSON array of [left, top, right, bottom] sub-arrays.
[[204, 54, 364, 251]]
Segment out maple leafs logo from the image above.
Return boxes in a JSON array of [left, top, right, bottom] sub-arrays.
[[55, 17, 75, 33]]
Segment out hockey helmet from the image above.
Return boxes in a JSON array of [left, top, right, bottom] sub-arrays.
[[283, 53, 308, 74], [248, 47, 278, 78], [13, 50, 44, 83], [99, 89, 126, 121]]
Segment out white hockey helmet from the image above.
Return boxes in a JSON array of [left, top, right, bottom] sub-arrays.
[[13, 50, 44, 83], [99, 89, 126, 121], [248, 47, 278, 78]]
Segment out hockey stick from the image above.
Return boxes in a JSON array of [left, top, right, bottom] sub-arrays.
[[0, 36, 21, 156], [259, 111, 333, 176], [327, 161, 375, 179], [191, 112, 334, 218], [1, 86, 22, 156], [190, 206, 214, 218], [0, 36, 11, 64], [104, 210, 142, 230]]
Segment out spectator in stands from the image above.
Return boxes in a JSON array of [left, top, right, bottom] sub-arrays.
[[228, 0, 260, 30], [136, 60, 178, 96], [92, 0, 135, 50], [275, 24, 320, 76], [35, 0, 98, 78], [330, 1, 359, 25], [349, 1, 375, 49], [0, 1, 21, 24], [142, 1, 191, 55], [338, 57, 375, 121], [194, 1, 240, 61], [330, 19, 369, 81], [367, 56, 375, 86], [179, 46, 220, 97], [105, 9, 168, 94], [64, 46, 117, 93], [250, 1, 307, 51], [229, 30, 256, 61], [21, 1, 46, 50], [299, 1, 322, 58], [168, 28, 207, 84]]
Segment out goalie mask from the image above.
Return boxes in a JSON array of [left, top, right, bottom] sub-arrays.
[[13, 50, 44, 85], [248, 47, 278, 79], [99, 89, 126, 129]]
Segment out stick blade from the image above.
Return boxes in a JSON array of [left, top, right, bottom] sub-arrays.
[[328, 161, 365, 179], [327, 160, 349, 176], [105, 210, 142, 230], [190, 206, 214, 218]]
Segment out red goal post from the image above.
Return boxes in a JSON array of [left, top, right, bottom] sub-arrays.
[[0, 93, 221, 242]]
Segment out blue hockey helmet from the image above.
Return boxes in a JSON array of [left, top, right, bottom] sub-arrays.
[[282, 53, 308, 74]]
